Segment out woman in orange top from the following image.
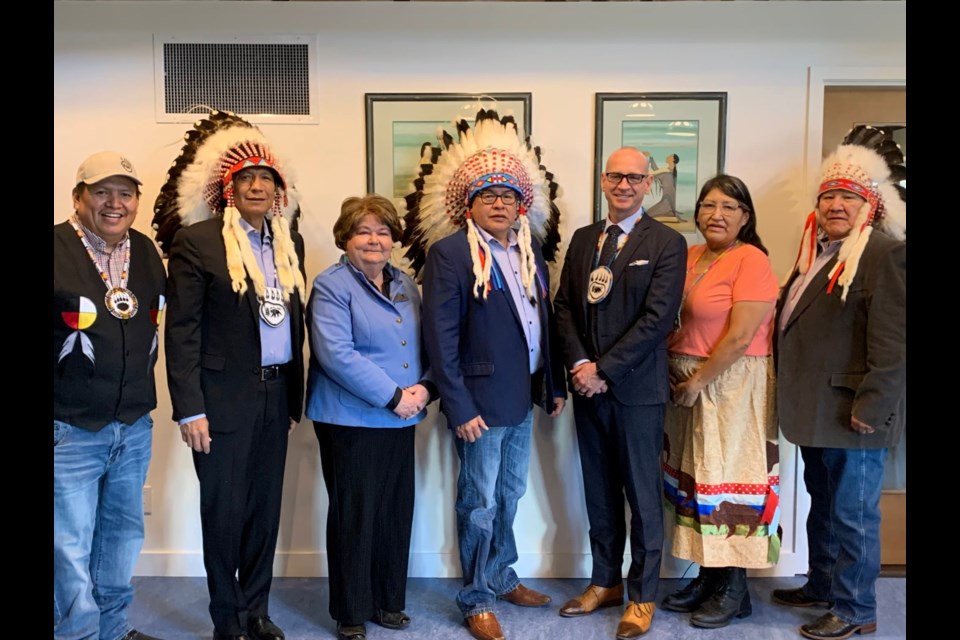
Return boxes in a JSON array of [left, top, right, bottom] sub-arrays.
[[661, 175, 780, 629]]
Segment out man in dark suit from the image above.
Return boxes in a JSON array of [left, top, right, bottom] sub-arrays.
[[422, 161, 567, 640], [774, 127, 905, 640], [164, 130, 306, 640], [554, 147, 686, 639]]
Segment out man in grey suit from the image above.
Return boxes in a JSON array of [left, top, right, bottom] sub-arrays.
[[774, 126, 906, 640], [554, 147, 686, 639]]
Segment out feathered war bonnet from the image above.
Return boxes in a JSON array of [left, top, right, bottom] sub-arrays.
[[401, 108, 561, 300], [152, 110, 305, 302], [793, 125, 906, 301]]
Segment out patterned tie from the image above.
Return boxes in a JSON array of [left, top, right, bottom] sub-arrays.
[[598, 225, 623, 268]]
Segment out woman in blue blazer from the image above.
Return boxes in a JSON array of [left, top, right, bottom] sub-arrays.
[[306, 195, 435, 640]]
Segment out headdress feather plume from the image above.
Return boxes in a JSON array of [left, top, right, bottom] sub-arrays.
[[152, 110, 305, 300], [401, 108, 562, 299]]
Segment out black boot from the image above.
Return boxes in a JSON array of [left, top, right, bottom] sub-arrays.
[[690, 567, 752, 628], [661, 566, 722, 613]]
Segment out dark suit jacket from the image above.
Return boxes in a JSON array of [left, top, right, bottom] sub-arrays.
[[164, 217, 306, 432], [422, 229, 566, 428], [776, 230, 906, 449], [554, 214, 686, 406]]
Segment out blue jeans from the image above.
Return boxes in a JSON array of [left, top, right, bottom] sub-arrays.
[[54, 414, 153, 640], [454, 409, 533, 617], [801, 446, 887, 625]]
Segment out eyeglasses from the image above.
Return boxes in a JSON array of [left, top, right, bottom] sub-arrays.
[[604, 172, 648, 185], [477, 190, 518, 205], [699, 202, 742, 215]]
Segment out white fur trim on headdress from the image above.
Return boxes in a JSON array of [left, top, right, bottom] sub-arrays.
[[787, 125, 906, 299], [401, 109, 562, 299], [153, 111, 305, 300]]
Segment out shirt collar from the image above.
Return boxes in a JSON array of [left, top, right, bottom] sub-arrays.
[[475, 224, 519, 250], [238, 216, 272, 242], [816, 227, 844, 255], [71, 213, 129, 254], [604, 208, 644, 236]]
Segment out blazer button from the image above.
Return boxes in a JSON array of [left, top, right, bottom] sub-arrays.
[[396, 317, 403, 324], [253, 366, 261, 375], [401, 340, 407, 346], [403, 363, 409, 369]]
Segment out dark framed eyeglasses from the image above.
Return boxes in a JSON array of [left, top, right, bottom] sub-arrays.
[[604, 172, 648, 185], [477, 190, 518, 205]]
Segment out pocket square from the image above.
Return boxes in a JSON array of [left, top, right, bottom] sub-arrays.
[[629, 259, 650, 267]]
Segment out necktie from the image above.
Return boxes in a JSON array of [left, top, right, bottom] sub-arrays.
[[597, 225, 623, 268]]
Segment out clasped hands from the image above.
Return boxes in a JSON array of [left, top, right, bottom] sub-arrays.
[[570, 361, 608, 397], [392, 383, 429, 420]]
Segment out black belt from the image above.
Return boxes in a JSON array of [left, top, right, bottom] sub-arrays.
[[257, 364, 287, 381]]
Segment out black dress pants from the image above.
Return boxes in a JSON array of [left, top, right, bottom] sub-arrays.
[[194, 375, 289, 635], [315, 422, 415, 626], [573, 393, 665, 604]]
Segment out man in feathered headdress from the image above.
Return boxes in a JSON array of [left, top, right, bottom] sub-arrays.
[[554, 147, 686, 639], [410, 110, 567, 640], [159, 112, 306, 640], [54, 151, 166, 640], [774, 126, 906, 640]]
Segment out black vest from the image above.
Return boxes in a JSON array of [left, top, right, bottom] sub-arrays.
[[53, 222, 166, 431]]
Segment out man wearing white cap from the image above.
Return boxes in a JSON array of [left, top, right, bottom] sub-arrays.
[[775, 126, 906, 640], [54, 151, 166, 640]]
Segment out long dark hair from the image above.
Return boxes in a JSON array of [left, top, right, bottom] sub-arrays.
[[694, 174, 768, 255]]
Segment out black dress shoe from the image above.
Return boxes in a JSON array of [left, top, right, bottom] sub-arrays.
[[121, 631, 164, 640], [772, 586, 831, 608], [371, 609, 411, 630], [800, 613, 877, 640], [337, 622, 367, 640], [249, 615, 285, 640], [213, 633, 251, 640]]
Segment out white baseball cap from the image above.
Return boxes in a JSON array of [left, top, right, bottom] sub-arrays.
[[75, 151, 142, 186]]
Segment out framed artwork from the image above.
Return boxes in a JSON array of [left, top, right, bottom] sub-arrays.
[[365, 93, 532, 210], [594, 92, 727, 236]]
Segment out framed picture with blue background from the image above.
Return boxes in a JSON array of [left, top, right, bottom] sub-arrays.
[[365, 93, 532, 212], [594, 92, 727, 238]]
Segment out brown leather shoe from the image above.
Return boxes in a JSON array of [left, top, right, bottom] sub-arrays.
[[465, 612, 505, 640], [558, 583, 624, 617], [499, 583, 551, 607], [616, 601, 656, 639]]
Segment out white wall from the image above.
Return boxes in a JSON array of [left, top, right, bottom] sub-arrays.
[[54, 1, 906, 578]]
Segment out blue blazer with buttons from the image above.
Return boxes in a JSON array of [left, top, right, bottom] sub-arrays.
[[305, 258, 428, 428]]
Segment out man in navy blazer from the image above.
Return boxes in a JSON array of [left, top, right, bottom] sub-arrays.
[[554, 147, 686, 639], [422, 177, 567, 640]]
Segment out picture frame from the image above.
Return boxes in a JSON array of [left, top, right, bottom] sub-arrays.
[[365, 93, 533, 210], [594, 92, 727, 236]]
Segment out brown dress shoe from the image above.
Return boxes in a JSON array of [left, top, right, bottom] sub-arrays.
[[558, 583, 624, 617], [465, 612, 505, 640], [616, 601, 656, 639], [499, 583, 551, 607]]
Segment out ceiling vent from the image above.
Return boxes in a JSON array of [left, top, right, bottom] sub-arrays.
[[154, 35, 317, 124]]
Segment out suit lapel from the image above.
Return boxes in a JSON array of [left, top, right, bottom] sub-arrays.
[[578, 221, 605, 326], [782, 253, 838, 332]]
